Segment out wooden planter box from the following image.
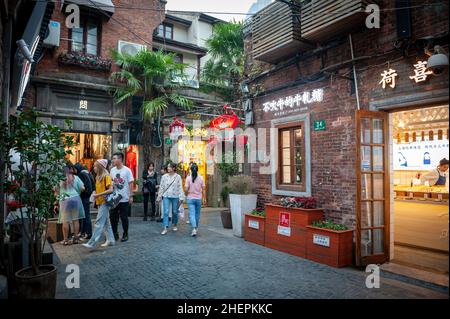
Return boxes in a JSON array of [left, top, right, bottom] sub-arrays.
[[244, 214, 265, 246], [264, 204, 323, 258], [306, 226, 354, 268]]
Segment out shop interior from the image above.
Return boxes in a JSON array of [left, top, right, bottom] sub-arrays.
[[391, 105, 449, 274], [64, 133, 111, 171], [178, 139, 207, 205]]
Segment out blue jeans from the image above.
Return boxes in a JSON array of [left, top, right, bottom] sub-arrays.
[[163, 197, 179, 228], [87, 204, 115, 247], [187, 198, 202, 229]]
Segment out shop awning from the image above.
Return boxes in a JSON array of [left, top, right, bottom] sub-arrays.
[[10, 0, 54, 112], [65, 0, 115, 15]]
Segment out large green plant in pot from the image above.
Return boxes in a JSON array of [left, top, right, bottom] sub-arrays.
[[227, 175, 257, 238], [0, 110, 73, 299]]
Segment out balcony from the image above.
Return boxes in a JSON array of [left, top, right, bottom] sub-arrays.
[[252, 1, 312, 64], [300, 0, 373, 42], [251, 0, 373, 64]]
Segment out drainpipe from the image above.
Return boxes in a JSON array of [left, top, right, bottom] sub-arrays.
[[349, 34, 360, 110]]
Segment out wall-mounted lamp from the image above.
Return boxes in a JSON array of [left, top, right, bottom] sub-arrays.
[[425, 45, 449, 76]]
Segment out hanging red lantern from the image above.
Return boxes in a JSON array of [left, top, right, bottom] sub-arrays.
[[210, 105, 244, 142], [169, 117, 185, 140], [210, 105, 243, 130]]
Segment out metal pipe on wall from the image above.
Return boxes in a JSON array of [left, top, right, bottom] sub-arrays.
[[349, 34, 361, 110]]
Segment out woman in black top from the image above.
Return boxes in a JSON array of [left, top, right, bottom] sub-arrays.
[[142, 162, 158, 221]]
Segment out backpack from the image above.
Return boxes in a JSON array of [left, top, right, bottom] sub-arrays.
[[80, 171, 95, 197]]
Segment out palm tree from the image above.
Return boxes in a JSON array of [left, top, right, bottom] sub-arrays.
[[110, 49, 193, 167], [202, 21, 244, 96]]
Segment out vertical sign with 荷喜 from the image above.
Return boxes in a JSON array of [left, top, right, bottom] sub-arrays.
[[277, 212, 291, 236]]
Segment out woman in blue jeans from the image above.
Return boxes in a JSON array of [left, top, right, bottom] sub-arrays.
[[156, 162, 185, 235], [185, 163, 205, 237]]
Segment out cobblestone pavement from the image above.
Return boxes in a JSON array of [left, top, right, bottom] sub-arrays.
[[53, 210, 448, 299]]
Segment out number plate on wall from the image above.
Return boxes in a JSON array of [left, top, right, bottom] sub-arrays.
[[313, 234, 330, 247], [248, 220, 259, 230]]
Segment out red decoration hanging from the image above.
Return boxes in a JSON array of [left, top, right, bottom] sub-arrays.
[[169, 117, 185, 140], [210, 105, 243, 130]]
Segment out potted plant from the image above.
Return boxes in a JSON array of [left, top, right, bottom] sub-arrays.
[[244, 208, 265, 246], [0, 110, 74, 299], [227, 175, 257, 237], [306, 220, 354, 268], [264, 197, 324, 258]]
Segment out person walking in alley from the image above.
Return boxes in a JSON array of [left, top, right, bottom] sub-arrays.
[[142, 162, 158, 221], [82, 159, 116, 249], [74, 163, 95, 240], [110, 152, 134, 242], [57, 164, 85, 245], [157, 162, 184, 235], [185, 163, 206, 237], [156, 165, 167, 223]]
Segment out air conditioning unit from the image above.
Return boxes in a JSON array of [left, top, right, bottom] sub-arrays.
[[43, 21, 60, 48], [118, 40, 146, 56], [184, 79, 199, 89]]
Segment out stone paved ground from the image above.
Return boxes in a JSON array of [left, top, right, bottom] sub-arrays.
[[53, 210, 448, 299]]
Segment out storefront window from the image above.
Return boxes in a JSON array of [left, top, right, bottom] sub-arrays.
[[278, 124, 305, 190]]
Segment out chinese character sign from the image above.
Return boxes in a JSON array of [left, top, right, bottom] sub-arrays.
[[379, 68, 398, 89], [409, 61, 433, 83], [262, 89, 324, 113]]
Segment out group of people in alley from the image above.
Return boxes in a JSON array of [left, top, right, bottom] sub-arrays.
[[55, 152, 205, 250]]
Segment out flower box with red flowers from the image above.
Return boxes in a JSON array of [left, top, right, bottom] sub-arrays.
[[264, 197, 323, 258], [58, 51, 112, 72]]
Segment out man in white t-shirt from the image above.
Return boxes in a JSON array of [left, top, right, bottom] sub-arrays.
[[110, 152, 134, 242]]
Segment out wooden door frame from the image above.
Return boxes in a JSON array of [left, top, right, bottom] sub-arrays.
[[355, 110, 390, 267]]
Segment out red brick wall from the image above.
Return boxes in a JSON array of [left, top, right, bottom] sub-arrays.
[[246, 0, 449, 227], [35, 0, 165, 78]]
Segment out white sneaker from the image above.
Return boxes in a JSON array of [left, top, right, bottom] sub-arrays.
[[173, 226, 178, 232], [186, 220, 190, 224], [100, 241, 115, 247], [191, 229, 197, 237], [82, 243, 95, 249], [161, 228, 168, 235]]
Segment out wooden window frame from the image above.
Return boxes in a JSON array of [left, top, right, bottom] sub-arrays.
[[69, 15, 102, 56], [276, 122, 306, 193], [157, 23, 174, 40]]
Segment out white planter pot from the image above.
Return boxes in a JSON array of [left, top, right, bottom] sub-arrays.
[[229, 194, 257, 237]]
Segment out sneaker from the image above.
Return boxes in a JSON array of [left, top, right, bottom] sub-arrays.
[[172, 226, 178, 232], [186, 220, 190, 224], [161, 228, 168, 235], [114, 233, 119, 241], [121, 234, 128, 242], [191, 229, 197, 237], [156, 218, 163, 223], [100, 241, 115, 247], [82, 243, 95, 249]]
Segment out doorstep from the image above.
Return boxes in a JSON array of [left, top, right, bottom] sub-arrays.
[[380, 262, 449, 289]]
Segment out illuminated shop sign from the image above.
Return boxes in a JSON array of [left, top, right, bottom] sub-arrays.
[[379, 61, 434, 89], [262, 89, 324, 113]]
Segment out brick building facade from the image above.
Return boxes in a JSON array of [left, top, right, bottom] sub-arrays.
[[22, 0, 166, 175], [245, 0, 449, 265]]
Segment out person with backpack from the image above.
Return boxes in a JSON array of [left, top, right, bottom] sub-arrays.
[[82, 159, 115, 249], [74, 163, 95, 239], [142, 162, 158, 221]]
